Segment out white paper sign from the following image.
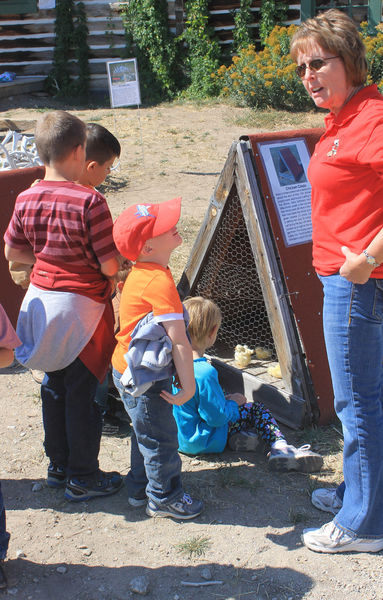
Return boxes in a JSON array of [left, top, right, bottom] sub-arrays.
[[39, 0, 55, 8], [106, 59, 141, 108], [257, 138, 312, 247]]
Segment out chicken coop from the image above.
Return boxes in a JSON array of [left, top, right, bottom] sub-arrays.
[[178, 129, 335, 428]]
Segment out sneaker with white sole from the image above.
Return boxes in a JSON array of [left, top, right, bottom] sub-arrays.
[[146, 493, 203, 520], [312, 487, 342, 515], [268, 444, 323, 473], [228, 430, 259, 452], [47, 463, 67, 488], [302, 520, 383, 553], [64, 469, 123, 501], [128, 496, 147, 507]]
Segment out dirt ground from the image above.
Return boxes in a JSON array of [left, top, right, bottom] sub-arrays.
[[1, 95, 382, 600]]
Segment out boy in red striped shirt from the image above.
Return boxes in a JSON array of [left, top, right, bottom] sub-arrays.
[[4, 110, 123, 501]]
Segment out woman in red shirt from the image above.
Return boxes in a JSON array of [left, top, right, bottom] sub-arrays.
[[290, 9, 383, 553]]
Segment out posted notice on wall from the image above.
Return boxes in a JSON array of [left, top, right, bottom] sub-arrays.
[[106, 59, 141, 108], [257, 138, 312, 247]]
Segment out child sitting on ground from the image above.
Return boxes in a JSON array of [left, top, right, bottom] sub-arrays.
[[173, 296, 323, 473], [112, 197, 203, 520], [4, 110, 123, 501]]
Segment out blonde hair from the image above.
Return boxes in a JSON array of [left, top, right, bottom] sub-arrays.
[[184, 296, 222, 345], [290, 9, 367, 86]]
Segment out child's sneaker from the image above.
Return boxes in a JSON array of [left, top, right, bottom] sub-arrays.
[[128, 496, 147, 507], [146, 493, 203, 520], [268, 444, 323, 473], [311, 487, 343, 515], [64, 469, 123, 501], [228, 430, 259, 452], [47, 463, 67, 488]]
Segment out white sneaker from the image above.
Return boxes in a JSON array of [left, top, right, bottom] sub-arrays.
[[312, 488, 342, 515], [268, 444, 323, 473], [302, 521, 383, 553]]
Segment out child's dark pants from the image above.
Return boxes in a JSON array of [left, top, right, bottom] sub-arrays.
[[41, 357, 102, 478]]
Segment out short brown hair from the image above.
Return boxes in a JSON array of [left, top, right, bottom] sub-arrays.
[[184, 296, 222, 345], [290, 9, 367, 86], [35, 110, 86, 165], [86, 123, 121, 164]]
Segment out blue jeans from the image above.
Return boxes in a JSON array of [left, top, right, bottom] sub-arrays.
[[320, 274, 383, 537], [0, 482, 10, 560], [113, 369, 183, 505], [41, 357, 102, 478]]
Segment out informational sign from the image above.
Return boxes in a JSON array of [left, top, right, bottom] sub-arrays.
[[106, 59, 141, 108], [258, 138, 312, 247], [39, 0, 55, 8]]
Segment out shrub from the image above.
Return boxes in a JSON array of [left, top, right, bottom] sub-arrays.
[[120, 0, 179, 102], [181, 0, 221, 98], [217, 23, 383, 111], [360, 22, 383, 93], [215, 25, 313, 111], [232, 0, 253, 53]]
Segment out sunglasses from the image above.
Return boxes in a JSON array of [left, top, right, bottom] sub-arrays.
[[295, 56, 339, 78], [110, 159, 120, 172]]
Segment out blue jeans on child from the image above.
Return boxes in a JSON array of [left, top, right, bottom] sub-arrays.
[[0, 482, 10, 560], [319, 274, 383, 538], [41, 357, 102, 478], [113, 369, 183, 505]]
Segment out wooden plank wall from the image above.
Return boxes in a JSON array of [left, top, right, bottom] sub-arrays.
[[207, 1, 300, 46], [0, 0, 299, 91], [0, 0, 126, 90]]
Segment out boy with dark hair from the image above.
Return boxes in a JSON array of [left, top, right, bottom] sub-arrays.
[[112, 198, 203, 520], [85, 122, 121, 171], [4, 110, 123, 502]]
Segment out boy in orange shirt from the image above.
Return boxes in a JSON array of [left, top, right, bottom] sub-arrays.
[[112, 198, 203, 519]]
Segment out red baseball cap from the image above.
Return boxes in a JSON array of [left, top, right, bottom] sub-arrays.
[[113, 197, 181, 261]]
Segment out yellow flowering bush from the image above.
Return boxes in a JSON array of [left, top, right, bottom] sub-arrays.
[[216, 25, 312, 110], [360, 22, 383, 94], [216, 23, 383, 110]]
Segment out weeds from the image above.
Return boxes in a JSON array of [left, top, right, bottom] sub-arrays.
[[216, 466, 258, 490], [288, 507, 308, 524], [175, 535, 211, 558]]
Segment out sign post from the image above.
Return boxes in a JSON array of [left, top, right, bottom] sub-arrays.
[[106, 58, 145, 169]]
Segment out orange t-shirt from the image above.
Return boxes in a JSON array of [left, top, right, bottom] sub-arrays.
[[112, 261, 183, 375]]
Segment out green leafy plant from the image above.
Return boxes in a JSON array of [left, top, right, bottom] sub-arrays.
[[175, 535, 211, 558], [232, 0, 253, 52], [73, 1, 90, 97], [119, 0, 179, 102], [45, 0, 90, 98], [45, 0, 74, 95], [181, 0, 221, 98], [259, 0, 287, 46]]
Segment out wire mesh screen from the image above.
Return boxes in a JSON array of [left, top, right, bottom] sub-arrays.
[[194, 185, 277, 360]]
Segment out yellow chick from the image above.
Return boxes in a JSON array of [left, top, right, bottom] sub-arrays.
[[267, 363, 282, 379], [255, 346, 272, 360], [234, 344, 253, 368]]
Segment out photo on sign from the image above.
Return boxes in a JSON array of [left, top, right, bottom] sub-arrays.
[[109, 61, 137, 86], [269, 144, 307, 186]]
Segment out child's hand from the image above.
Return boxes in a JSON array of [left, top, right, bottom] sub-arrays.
[[160, 388, 194, 406], [226, 392, 247, 406]]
